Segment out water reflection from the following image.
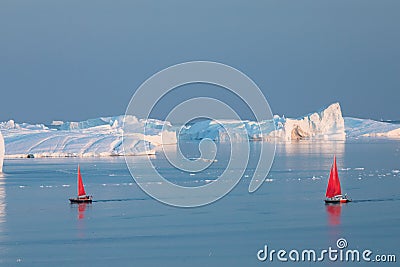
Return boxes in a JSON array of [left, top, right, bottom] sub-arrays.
[[282, 140, 345, 157], [77, 203, 87, 220], [0, 173, 5, 252], [0, 173, 5, 224], [278, 141, 346, 171], [325, 204, 342, 226], [73, 203, 90, 239]]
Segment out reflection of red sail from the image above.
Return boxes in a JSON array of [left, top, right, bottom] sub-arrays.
[[325, 156, 342, 198], [77, 165, 86, 197], [326, 204, 341, 226], [78, 203, 87, 220]]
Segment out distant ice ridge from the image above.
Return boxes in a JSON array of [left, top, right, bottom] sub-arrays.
[[180, 103, 346, 141], [0, 115, 176, 158], [345, 117, 400, 138]]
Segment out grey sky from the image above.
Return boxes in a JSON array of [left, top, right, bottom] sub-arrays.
[[0, 0, 399, 123]]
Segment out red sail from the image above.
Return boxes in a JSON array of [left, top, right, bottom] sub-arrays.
[[77, 165, 86, 197], [325, 156, 342, 198]]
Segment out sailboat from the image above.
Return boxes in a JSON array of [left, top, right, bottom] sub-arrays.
[[325, 156, 351, 204], [69, 165, 92, 204]]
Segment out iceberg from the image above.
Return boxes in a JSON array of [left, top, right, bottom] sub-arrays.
[[179, 119, 275, 142], [273, 103, 346, 140], [180, 103, 346, 141], [0, 115, 176, 158], [0, 102, 399, 158]]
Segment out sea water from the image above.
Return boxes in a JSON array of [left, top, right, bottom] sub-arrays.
[[0, 140, 399, 266]]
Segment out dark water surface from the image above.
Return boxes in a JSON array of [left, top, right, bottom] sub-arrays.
[[0, 140, 399, 266]]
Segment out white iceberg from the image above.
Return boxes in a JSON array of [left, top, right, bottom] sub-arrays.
[[180, 103, 346, 141], [273, 103, 346, 140], [0, 115, 176, 158]]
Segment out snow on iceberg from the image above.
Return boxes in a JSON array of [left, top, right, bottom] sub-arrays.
[[0, 115, 176, 158]]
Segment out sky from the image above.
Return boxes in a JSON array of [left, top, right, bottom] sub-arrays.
[[0, 0, 399, 124]]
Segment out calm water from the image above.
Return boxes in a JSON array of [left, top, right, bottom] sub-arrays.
[[0, 140, 399, 266]]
